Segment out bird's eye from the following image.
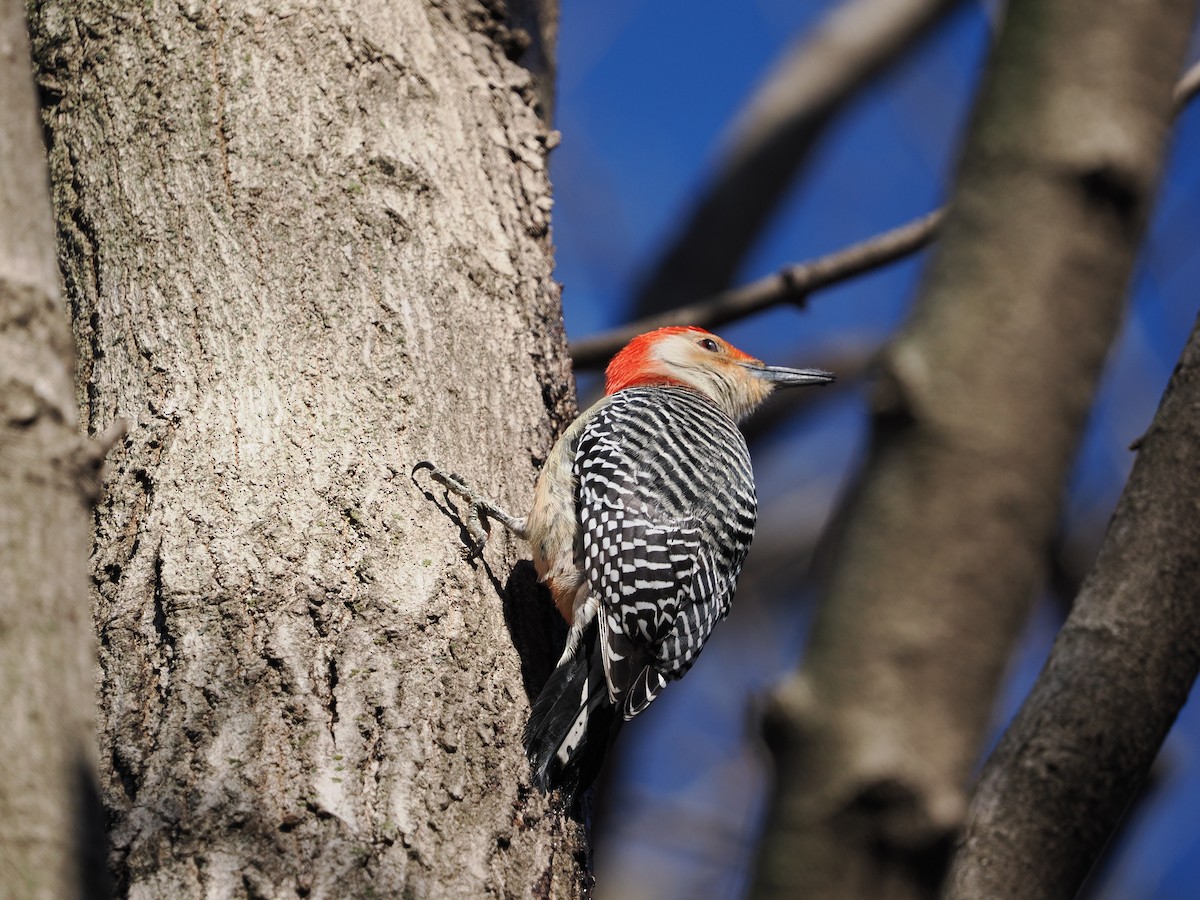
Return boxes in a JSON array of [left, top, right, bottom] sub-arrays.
[[698, 338, 720, 353]]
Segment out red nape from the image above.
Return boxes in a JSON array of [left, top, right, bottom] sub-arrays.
[[604, 325, 713, 395]]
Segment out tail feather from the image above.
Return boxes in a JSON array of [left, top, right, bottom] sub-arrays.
[[524, 619, 620, 804], [622, 665, 668, 719]]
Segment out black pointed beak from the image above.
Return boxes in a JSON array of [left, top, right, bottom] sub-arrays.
[[741, 362, 835, 387]]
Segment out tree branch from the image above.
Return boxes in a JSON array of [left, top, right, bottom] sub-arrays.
[[577, 59, 1200, 373], [630, 0, 963, 317], [571, 210, 943, 370], [941, 310, 1200, 900], [748, 0, 1198, 897]]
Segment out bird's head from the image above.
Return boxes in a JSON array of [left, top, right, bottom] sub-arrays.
[[604, 326, 834, 421]]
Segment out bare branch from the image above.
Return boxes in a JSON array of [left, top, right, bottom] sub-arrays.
[[571, 210, 943, 370], [630, 0, 963, 317], [575, 57, 1200, 372], [748, 0, 1198, 896], [942, 310, 1200, 900]]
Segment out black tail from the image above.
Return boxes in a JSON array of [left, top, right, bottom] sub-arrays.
[[523, 619, 620, 805]]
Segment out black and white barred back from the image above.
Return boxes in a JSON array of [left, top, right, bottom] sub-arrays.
[[578, 386, 757, 712], [524, 386, 757, 801]]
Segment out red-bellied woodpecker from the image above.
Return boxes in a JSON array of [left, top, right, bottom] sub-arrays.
[[415, 326, 833, 801]]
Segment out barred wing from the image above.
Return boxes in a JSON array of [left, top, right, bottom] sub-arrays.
[[574, 387, 757, 720]]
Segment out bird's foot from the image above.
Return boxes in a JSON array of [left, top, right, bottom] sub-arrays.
[[412, 460, 492, 553]]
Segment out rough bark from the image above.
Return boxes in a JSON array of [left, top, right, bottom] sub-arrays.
[[506, 0, 558, 122], [749, 1, 1198, 899], [0, 1, 105, 896], [29, 0, 584, 896], [631, 0, 959, 317], [941, 313, 1200, 898]]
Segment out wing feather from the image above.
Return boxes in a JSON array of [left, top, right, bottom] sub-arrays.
[[574, 388, 756, 720]]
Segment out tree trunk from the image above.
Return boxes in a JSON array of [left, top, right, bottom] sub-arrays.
[[29, 1, 585, 896], [0, 0, 105, 896], [749, 1, 1197, 898]]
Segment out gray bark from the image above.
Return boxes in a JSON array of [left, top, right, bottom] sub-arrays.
[[750, 1, 1198, 898], [0, 0, 105, 896], [506, 0, 558, 122], [29, 0, 585, 896], [941, 311, 1200, 898]]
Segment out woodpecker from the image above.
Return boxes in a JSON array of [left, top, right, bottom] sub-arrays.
[[415, 325, 833, 802]]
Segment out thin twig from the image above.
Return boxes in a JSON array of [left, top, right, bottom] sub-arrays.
[[574, 61, 1200, 373], [629, 0, 963, 317], [570, 209, 944, 369]]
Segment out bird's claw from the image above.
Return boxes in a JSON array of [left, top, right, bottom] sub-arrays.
[[465, 506, 491, 547], [413, 460, 492, 554], [413, 461, 471, 498]]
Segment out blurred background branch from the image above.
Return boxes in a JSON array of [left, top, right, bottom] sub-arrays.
[[942, 309, 1200, 899], [574, 60, 1200, 374], [1174, 59, 1200, 112], [748, 0, 1198, 897], [0, 0, 106, 893], [629, 0, 964, 317], [554, 0, 1200, 897], [571, 210, 943, 369]]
